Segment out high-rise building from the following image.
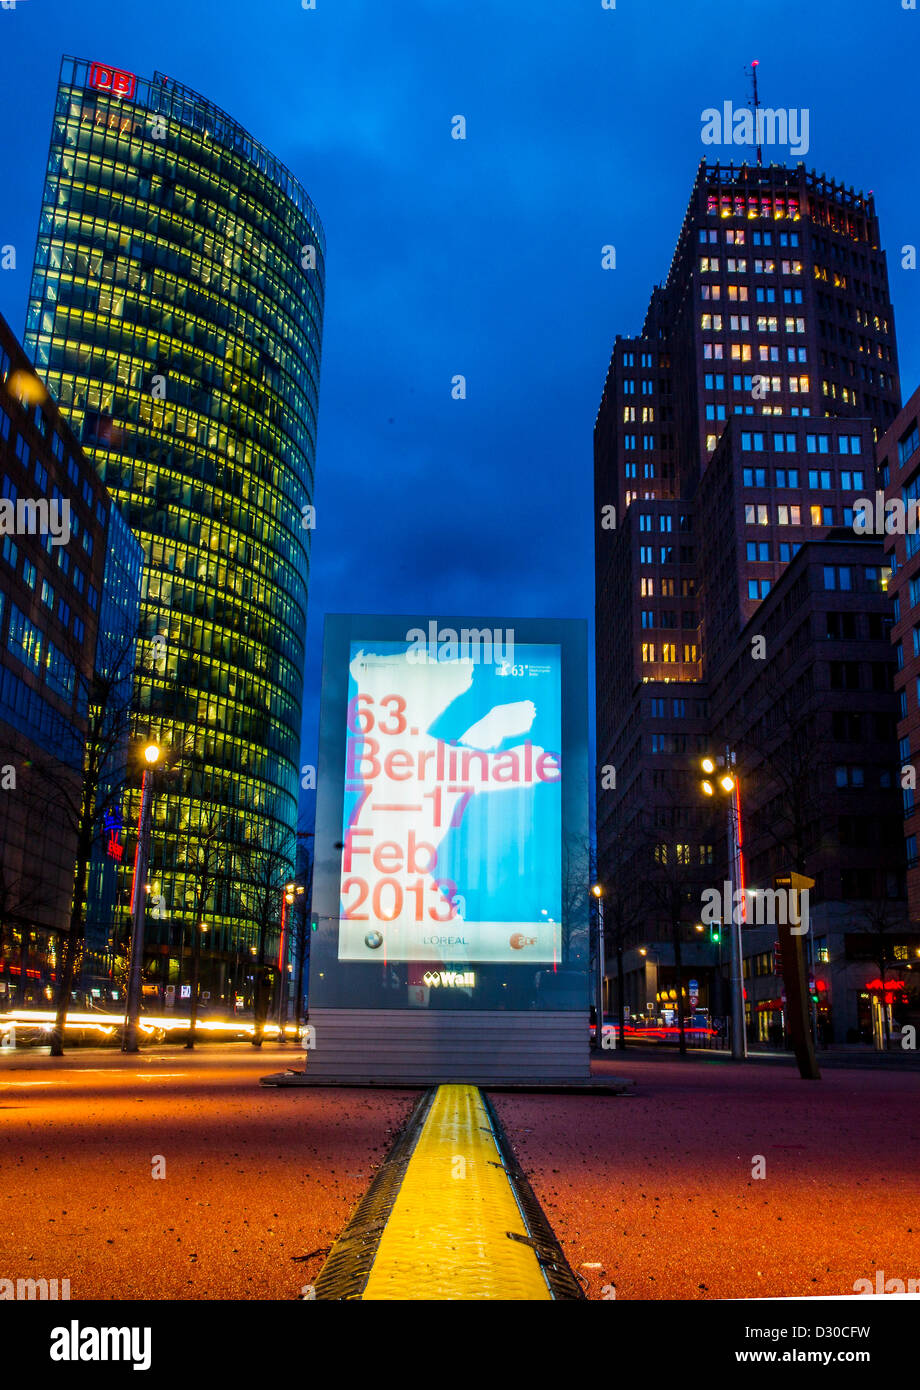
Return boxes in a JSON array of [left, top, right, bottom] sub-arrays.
[[880, 387, 920, 922], [0, 311, 142, 1009], [595, 160, 909, 1041], [24, 57, 325, 1002]]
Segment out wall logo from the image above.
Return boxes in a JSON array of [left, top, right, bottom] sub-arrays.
[[364, 930, 383, 949], [422, 970, 475, 988], [88, 62, 137, 99]]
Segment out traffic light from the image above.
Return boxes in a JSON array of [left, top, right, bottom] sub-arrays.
[[709, 923, 721, 944]]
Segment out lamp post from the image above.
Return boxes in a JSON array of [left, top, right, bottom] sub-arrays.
[[701, 749, 747, 1061], [123, 742, 160, 1053], [276, 882, 300, 1031], [591, 884, 605, 1049]]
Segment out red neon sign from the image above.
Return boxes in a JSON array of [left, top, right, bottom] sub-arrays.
[[88, 62, 137, 100]]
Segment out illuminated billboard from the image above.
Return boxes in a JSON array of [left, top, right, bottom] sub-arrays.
[[310, 616, 588, 1013], [339, 638, 562, 964]]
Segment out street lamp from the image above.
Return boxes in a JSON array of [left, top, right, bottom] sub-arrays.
[[591, 884, 606, 1049], [123, 742, 161, 1053], [276, 881, 299, 1030], [700, 749, 746, 1061]]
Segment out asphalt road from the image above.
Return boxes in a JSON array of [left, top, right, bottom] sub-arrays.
[[2, 1044, 917, 1301], [0, 1044, 413, 1300], [492, 1053, 920, 1300]]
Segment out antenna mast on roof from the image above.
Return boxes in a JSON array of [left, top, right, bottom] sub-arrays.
[[746, 59, 763, 166]]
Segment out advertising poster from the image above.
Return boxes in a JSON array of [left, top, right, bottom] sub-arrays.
[[338, 639, 562, 966]]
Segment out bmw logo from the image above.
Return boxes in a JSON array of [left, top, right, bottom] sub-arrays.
[[364, 930, 383, 950]]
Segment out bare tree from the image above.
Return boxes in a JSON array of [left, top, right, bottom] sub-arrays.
[[238, 825, 295, 1047], [596, 819, 647, 1049], [180, 809, 230, 1049], [290, 823, 314, 1027]]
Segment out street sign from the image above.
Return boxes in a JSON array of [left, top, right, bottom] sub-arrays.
[[180, 985, 191, 1000]]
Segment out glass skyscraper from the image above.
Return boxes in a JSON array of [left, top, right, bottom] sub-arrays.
[[25, 56, 325, 998]]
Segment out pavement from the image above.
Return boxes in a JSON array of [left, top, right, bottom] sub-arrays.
[[2, 1042, 918, 1302], [491, 1052, 920, 1300], [0, 1044, 414, 1300]]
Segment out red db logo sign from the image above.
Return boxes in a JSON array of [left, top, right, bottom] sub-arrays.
[[88, 63, 137, 100]]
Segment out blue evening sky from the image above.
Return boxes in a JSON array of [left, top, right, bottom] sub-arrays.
[[2, 0, 918, 816]]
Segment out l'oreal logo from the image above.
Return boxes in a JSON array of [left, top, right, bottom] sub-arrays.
[[422, 970, 475, 988]]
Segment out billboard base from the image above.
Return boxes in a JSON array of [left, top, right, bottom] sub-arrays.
[[282, 1009, 591, 1085]]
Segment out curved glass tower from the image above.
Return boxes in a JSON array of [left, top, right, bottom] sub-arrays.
[[25, 56, 325, 999]]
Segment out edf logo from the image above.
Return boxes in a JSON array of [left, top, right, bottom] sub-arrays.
[[88, 62, 137, 99]]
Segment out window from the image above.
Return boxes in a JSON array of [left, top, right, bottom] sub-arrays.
[[41, 578, 54, 608], [775, 468, 799, 488], [743, 467, 767, 487], [841, 471, 864, 491], [22, 558, 36, 588], [746, 541, 770, 561], [898, 424, 919, 466], [808, 470, 833, 490], [741, 432, 765, 451], [744, 503, 769, 525], [7, 604, 43, 672], [806, 433, 830, 454]]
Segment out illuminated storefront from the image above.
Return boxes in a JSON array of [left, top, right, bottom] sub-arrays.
[[24, 57, 325, 992]]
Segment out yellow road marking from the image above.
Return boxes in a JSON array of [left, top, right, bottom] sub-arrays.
[[362, 1084, 551, 1301]]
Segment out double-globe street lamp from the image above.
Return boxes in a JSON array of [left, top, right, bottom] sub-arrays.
[[701, 750, 747, 1061], [123, 741, 161, 1053]]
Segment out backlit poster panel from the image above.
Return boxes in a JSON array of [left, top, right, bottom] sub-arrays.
[[338, 638, 562, 965]]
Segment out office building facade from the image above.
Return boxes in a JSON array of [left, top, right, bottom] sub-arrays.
[[595, 161, 910, 1042], [0, 310, 142, 1008], [24, 57, 325, 1002]]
